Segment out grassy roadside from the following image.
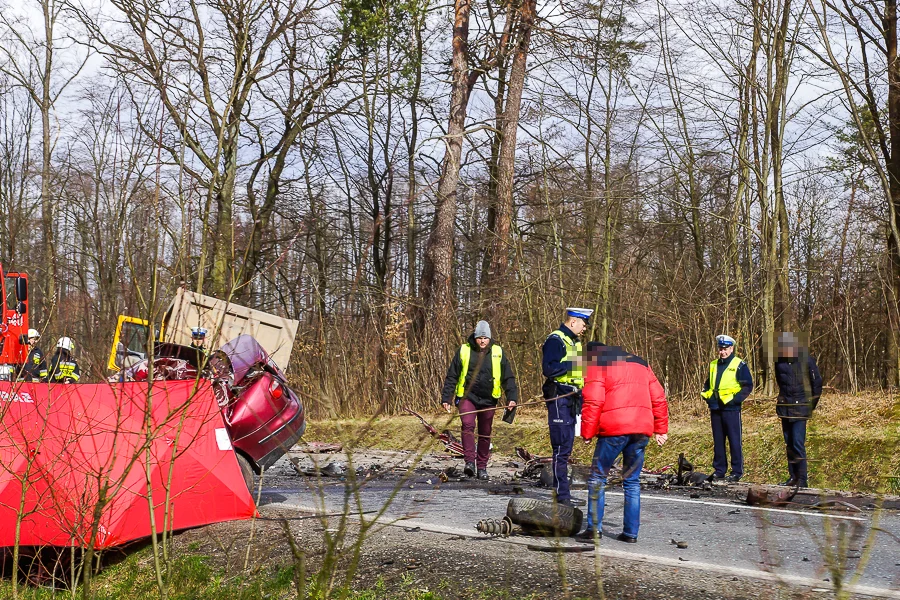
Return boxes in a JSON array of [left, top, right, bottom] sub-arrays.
[[304, 392, 900, 493]]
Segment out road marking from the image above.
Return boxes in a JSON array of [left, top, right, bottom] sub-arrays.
[[602, 492, 868, 522], [266, 503, 897, 599]]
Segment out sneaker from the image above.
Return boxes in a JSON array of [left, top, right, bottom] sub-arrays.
[[464, 462, 476, 477], [574, 528, 600, 543], [616, 533, 637, 544], [724, 474, 742, 483], [477, 469, 489, 480]]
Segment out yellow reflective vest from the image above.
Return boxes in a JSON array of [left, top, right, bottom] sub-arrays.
[[700, 356, 743, 405], [456, 344, 503, 399], [549, 330, 584, 388]]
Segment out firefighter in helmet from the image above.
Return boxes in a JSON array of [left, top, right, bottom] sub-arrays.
[[19, 328, 48, 382], [48, 337, 81, 383]]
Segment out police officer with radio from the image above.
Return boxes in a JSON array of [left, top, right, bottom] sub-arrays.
[[700, 334, 753, 482], [542, 308, 592, 507]]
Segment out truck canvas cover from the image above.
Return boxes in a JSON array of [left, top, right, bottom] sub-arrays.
[[164, 289, 299, 369]]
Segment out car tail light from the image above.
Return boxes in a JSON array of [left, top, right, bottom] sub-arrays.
[[269, 379, 283, 400]]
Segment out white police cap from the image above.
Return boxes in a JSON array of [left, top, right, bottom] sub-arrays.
[[191, 327, 208, 337], [716, 334, 735, 347], [567, 307, 594, 321]]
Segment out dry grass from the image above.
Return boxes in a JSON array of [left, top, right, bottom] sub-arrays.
[[303, 392, 900, 493]]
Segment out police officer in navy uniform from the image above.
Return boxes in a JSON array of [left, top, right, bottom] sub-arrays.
[[700, 334, 753, 482], [48, 337, 81, 383], [190, 327, 208, 352], [542, 308, 591, 507], [20, 328, 48, 382]]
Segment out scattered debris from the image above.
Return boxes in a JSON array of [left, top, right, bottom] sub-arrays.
[[676, 453, 712, 487], [295, 442, 343, 454], [670, 539, 689, 549], [476, 516, 513, 537], [808, 500, 861, 513], [404, 527, 421, 533], [746, 484, 798, 507], [405, 407, 464, 456]]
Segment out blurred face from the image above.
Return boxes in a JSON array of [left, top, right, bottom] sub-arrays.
[[28, 337, 38, 347], [718, 345, 734, 359], [475, 336, 490, 349], [567, 317, 587, 336], [192, 335, 205, 345]]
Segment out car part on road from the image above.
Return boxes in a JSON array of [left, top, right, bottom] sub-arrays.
[[746, 483, 799, 507], [405, 407, 464, 456], [476, 516, 513, 537], [506, 497, 583, 537]]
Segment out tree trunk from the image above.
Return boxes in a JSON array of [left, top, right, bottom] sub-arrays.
[[486, 0, 536, 320], [418, 0, 474, 344]]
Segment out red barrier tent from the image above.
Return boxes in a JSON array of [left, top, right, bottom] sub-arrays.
[[0, 381, 256, 548]]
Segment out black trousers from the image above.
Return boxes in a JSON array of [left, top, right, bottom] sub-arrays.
[[781, 418, 808, 483], [710, 409, 743, 477]]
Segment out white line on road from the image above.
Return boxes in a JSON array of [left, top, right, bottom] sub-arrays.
[[602, 492, 868, 522]]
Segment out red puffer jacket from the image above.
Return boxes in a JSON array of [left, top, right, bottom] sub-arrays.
[[581, 347, 668, 440]]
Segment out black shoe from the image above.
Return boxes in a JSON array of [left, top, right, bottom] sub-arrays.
[[464, 462, 476, 477], [556, 497, 575, 508], [575, 529, 600, 543], [616, 533, 637, 544], [477, 469, 489, 480], [725, 474, 742, 483], [707, 474, 724, 483], [779, 477, 797, 487], [796, 479, 808, 488]]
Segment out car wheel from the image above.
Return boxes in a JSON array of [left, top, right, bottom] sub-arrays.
[[506, 497, 583, 537], [236, 453, 255, 493]]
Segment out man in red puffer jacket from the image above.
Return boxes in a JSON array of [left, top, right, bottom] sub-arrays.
[[575, 343, 668, 544]]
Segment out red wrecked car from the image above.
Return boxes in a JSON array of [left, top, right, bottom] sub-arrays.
[[115, 334, 305, 488]]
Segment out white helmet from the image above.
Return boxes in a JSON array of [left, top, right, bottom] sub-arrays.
[[27, 328, 40, 340], [56, 337, 75, 352]]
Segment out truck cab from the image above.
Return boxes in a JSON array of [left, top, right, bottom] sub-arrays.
[[0, 264, 30, 378]]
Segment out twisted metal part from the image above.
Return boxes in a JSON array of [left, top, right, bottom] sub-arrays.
[[475, 516, 513, 537]]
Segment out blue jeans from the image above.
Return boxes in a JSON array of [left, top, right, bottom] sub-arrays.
[[586, 434, 649, 538]]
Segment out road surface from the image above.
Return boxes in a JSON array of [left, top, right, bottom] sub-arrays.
[[257, 449, 900, 599]]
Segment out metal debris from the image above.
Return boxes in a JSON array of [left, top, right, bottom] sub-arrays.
[[476, 516, 513, 537], [746, 484, 798, 507], [670, 539, 688, 549], [405, 407, 464, 456]]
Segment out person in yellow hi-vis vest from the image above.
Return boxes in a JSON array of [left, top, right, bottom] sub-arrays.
[[441, 321, 519, 480], [700, 334, 753, 482]]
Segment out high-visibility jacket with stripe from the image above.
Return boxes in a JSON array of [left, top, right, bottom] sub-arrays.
[[456, 344, 503, 399], [700, 356, 743, 405], [548, 330, 584, 388]]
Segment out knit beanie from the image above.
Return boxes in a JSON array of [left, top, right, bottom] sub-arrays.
[[474, 320, 492, 339]]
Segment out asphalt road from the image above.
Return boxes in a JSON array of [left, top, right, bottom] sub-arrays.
[[258, 449, 900, 599]]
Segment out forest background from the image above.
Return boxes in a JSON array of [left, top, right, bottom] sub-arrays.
[[2, 0, 900, 417]]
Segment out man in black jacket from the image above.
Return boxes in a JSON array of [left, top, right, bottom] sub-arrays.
[[19, 328, 48, 382], [774, 332, 823, 488], [441, 321, 518, 479]]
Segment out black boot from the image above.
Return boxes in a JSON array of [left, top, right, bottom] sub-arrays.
[[477, 469, 489, 480], [779, 477, 796, 486], [464, 462, 476, 477]]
